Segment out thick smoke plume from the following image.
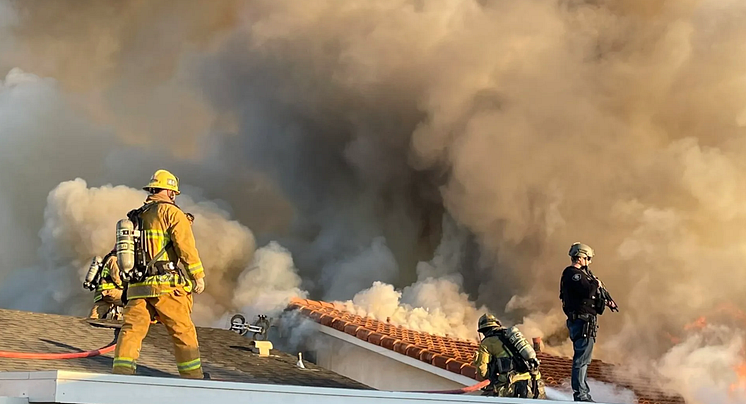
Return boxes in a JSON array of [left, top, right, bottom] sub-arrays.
[[230, 241, 307, 322], [340, 216, 487, 341], [2, 1, 746, 402], [654, 327, 745, 404]]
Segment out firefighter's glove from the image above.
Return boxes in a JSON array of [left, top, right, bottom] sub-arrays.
[[194, 278, 205, 294]]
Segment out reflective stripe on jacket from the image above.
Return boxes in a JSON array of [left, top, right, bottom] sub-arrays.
[[94, 255, 123, 302], [126, 194, 204, 300]]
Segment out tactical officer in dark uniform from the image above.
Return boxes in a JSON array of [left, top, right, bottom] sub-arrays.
[[559, 242, 618, 402]]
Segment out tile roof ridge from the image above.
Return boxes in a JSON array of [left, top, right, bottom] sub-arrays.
[[287, 298, 620, 362], [286, 298, 480, 378]]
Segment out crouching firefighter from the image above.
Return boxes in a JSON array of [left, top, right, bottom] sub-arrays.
[[84, 248, 124, 320], [560, 242, 619, 402], [473, 314, 546, 399], [112, 169, 207, 379]]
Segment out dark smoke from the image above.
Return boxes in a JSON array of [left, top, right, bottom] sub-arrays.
[[1, 1, 746, 402]]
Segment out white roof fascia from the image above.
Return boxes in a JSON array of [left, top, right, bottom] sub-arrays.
[[314, 323, 478, 386], [0, 370, 571, 404], [0, 398, 28, 404], [0, 371, 57, 402]]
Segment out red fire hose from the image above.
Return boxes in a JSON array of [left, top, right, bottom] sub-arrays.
[[0, 342, 116, 360], [409, 379, 490, 394]]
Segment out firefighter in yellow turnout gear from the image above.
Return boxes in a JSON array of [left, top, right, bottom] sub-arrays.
[[113, 170, 207, 379], [473, 314, 546, 399], [89, 251, 124, 320]]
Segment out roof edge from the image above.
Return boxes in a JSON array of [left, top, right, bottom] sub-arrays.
[[0, 370, 559, 404], [287, 298, 479, 380], [314, 323, 477, 386]]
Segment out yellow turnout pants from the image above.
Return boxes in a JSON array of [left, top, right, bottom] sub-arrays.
[[89, 289, 124, 320], [112, 288, 203, 379]]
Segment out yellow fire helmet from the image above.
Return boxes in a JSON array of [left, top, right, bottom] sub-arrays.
[[478, 313, 502, 332], [143, 169, 180, 194]]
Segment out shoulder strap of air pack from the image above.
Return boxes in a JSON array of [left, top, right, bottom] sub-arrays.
[[128, 201, 178, 273], [497, 329, 540, 399], [103, 248, 117, 262], [495, 329, 530, 373], [127, 200, 175, 222]]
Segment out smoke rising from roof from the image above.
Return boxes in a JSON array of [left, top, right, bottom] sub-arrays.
[[654, 327, 744, 404], [1, 1, 746, 401]]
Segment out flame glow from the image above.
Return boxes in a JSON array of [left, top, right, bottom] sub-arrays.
[[730, 362, 746, 394], [684, 316, 708, 331]]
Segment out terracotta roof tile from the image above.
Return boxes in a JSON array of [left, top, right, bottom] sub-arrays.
[[394, 341, 410, 356], [431, 354, 451, 369], [421, 350, 436, 363], [355, 328, 372, 341], [368, 332, 383, 345], [319, 314, 335, 327], [446, 360, 467, 374], [330, 318, 347, 332], [343, 324, 361, 337], [288, 297, 685, 404], [463, 366, 479, 379], [380, 336, 397, 351]]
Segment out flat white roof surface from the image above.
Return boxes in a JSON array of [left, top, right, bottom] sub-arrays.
[[0, 370, 582, 404]]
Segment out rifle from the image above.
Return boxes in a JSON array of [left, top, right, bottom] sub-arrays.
[[586, 268, 619, 312]]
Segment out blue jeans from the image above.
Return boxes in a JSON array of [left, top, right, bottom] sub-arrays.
[[567, 318, 595, 401]]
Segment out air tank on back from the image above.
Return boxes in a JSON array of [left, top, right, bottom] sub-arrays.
[[505, 326, 538, 363], [116, 218, 136, 279], [83, 256, 103, 290]]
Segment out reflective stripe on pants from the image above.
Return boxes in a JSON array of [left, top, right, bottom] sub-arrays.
[[113, 288, 203, 379]]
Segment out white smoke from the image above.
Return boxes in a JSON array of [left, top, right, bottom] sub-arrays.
[[187, 199, 257, 311], [0, 178, 144, 313], [0, 177, 270, 323], [339, 217, 487, 340], [230, 241, 308, 321], [507, 297, 574, 358], [551, 380, 638, 404], [341, 280, 479, 340], [585, 381, 638, 404], [653, 326, 746, 404]]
